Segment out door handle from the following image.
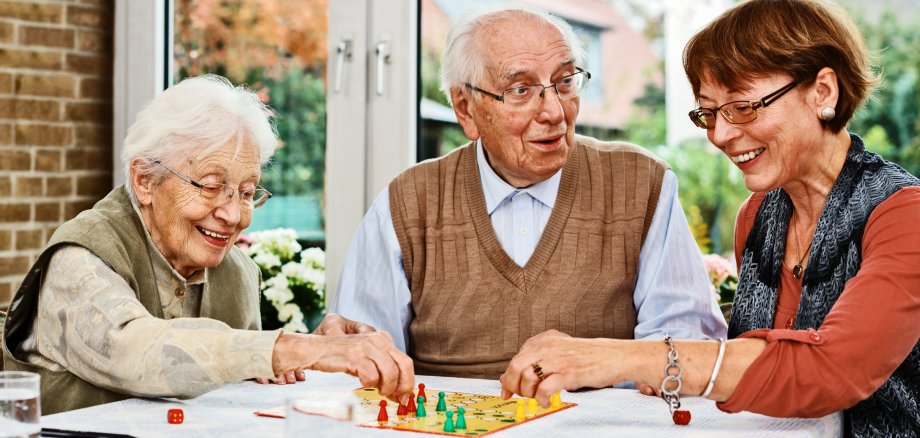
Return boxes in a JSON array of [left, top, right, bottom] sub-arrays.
[[333, 38, 353, 94], [375, 39, 391, 96]]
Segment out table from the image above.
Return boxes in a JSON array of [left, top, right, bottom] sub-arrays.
[[43, 371, 842, 437]]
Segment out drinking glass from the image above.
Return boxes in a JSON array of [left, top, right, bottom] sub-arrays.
[[0, 371, 40, 438], [285, 391, 356, 438]]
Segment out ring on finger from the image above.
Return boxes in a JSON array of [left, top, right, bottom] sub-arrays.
[[531, 362, 545, 381]]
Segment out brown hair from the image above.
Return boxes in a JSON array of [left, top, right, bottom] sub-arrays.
[[683, 0, 878, 132]]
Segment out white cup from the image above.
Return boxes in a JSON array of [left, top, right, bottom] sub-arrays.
[[0, 371, 41, 438], [285, 391, 356, 438]]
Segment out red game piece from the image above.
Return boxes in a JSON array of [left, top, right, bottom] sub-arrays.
[[377, 400, 389, 422], [673, 409, 691, 425], [406, 392, 417, 416], [397, 401, 408, 416], [418, 383, 427, 402], [167, 408, 184, 424]]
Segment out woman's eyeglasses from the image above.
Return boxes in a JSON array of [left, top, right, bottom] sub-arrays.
[[688, 80, 799, 129], [153, 160, 271, 210]]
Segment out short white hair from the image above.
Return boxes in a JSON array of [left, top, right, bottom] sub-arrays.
[[439, 4, 587, 105], [120, 74, 277, 203]]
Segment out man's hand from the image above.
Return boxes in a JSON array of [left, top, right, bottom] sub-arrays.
[[271, 330, 415, 402], [499, 330, 620, 407], [314, 313, 377, 336]]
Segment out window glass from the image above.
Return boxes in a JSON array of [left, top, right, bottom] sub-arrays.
[[173, 0, 328, 244]]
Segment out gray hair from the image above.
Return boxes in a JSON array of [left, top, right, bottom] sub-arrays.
[[120, 74, 277, 204], [439, 3, 586, 105]]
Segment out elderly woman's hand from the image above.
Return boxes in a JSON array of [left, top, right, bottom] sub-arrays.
[[271, 330, 415, 403], [314, 313, 377, 336], [254, 370, 306, 385], [500, 330, 622, 407]]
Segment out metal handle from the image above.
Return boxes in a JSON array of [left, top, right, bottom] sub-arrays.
[[375, 39, 391, 96], [333, 38, 352, 94]]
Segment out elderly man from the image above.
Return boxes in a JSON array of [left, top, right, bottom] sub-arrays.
[[319, 5, 726, 379], [2, 75, 413, 414]]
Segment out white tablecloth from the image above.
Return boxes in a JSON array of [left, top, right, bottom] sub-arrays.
[[43, 371, 842, 437]]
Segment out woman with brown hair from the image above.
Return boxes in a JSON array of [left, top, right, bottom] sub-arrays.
[[498, 1, 920, 435]]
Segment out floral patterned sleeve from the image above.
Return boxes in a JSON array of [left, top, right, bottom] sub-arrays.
[[24, 245, 279, 398]]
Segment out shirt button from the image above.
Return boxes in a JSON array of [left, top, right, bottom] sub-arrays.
[[175, 288, 186, 298], [519, 227, 528, 236], [785, 318, 794, 329], [809, 332, 821, 342]]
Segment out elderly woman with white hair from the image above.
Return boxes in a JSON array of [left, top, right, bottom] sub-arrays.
[[1, 75, 414, 414]]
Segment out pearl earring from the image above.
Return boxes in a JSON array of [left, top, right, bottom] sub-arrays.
[[820, 106, 836, 121]]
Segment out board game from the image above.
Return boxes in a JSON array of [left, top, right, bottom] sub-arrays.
[[256, 384, 576, 436], [352, 386, 575, 436]]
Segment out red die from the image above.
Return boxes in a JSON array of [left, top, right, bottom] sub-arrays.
[[168, 408, 184, 424], [672, 409, 691, 425]]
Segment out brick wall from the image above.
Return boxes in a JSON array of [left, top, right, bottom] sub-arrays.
[[0, 0, 114, 305]]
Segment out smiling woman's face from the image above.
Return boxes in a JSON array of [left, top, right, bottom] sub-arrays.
[[134, 142, 261, 278]]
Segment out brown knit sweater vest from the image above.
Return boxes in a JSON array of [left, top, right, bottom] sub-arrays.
[[389, 135, 668, 379]]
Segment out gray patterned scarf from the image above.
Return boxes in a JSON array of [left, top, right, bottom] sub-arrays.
[[730, 134, 920, 437]]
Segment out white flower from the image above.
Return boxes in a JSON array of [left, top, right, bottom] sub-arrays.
[[277, 302, 303, 321], [279, 304, 308, 333], [302, 268, 325, 291], [248, 228, 302, 260], [240, 228, 327, 330], [264, 274, 289, 290], [300, 247, 325, 268], [253, 252, 281, 269], [263, 284, 294, 305], [283, 319, 309, 333], [281, 261, 306, 280]]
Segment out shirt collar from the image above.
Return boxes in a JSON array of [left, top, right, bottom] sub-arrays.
[[476, 139, 562, 214]]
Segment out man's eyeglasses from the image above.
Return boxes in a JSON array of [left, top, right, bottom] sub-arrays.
[[465, 68, 591, 110], [153, 160, 271, 210], [688, 80, 799, 129]]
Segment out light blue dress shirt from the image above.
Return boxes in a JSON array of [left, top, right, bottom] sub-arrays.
[[332, 141, 728, 352]]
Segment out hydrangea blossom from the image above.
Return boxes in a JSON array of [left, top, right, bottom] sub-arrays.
[[237, 228, 325, 333]]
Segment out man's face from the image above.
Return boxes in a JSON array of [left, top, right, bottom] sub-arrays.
[[453, 15, 580, 188]]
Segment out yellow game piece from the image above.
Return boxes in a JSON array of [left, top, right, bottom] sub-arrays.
[[550, 392, 562, 409], [527, 398, 538, 415], [514, 398, 526, 422]]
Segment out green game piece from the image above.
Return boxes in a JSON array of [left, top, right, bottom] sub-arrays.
[[436, 391, 447, 412], [455, 407, 467, 429], [443, 411, 455, 432], [416, 395, 427, 417]]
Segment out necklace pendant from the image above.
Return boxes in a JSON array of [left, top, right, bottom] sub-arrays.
[[793, 264, 803, 279]]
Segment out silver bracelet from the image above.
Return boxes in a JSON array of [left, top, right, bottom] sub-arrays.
[[701, 338, 726, 398], [660, 334, 691, 425]]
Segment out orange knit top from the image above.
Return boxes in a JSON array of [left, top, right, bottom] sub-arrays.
[[719, 186, 920, 417]]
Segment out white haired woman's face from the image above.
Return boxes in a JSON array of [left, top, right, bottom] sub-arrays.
[[133, 142, 261, 278]]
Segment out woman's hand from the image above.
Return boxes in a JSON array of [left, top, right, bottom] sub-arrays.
[[271, 330, 415, 403], [254, 370, 306, 385], [500, 330, 621, 407]]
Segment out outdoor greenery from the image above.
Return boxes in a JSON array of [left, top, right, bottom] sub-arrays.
[[846, 7, 920, 176], [615, 2, 920, 256]]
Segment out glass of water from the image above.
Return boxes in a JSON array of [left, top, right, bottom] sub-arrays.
[[286, 391, 356, 438], [0, 371, 40, 438]]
